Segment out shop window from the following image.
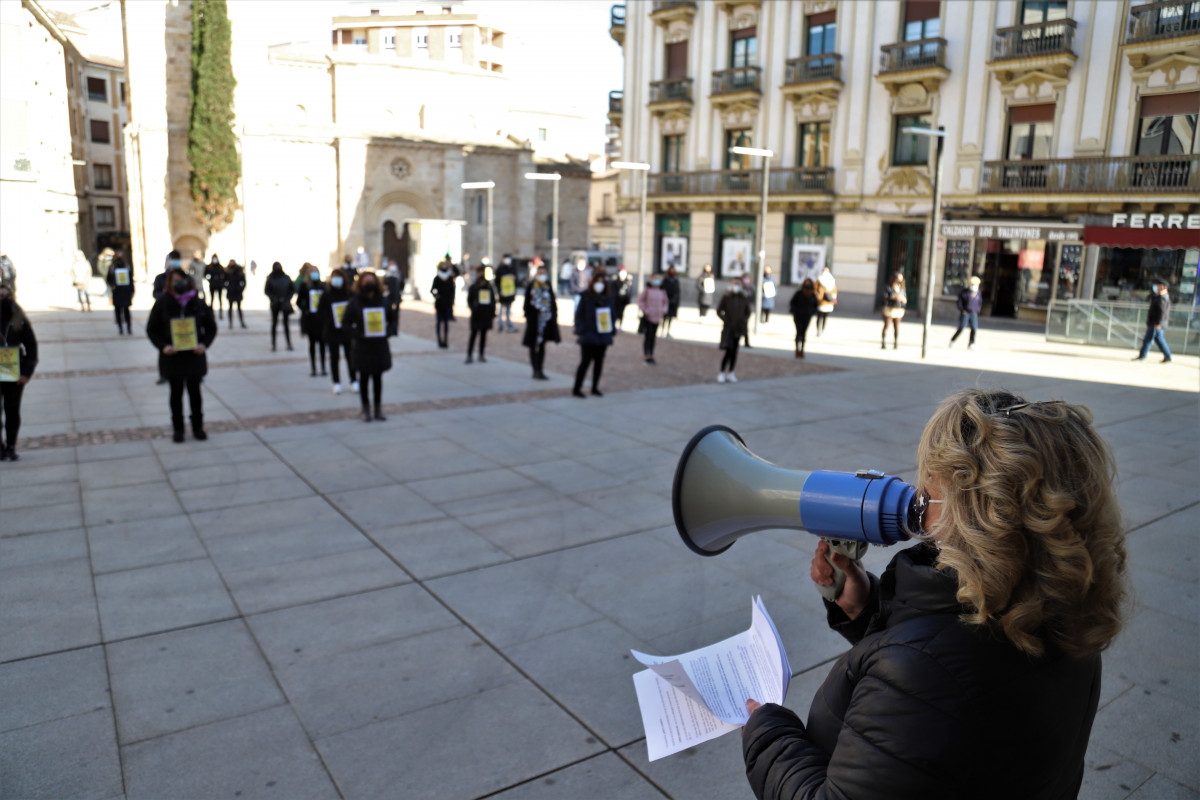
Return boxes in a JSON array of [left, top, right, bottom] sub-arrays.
[[90, 119, 110, 143], [94, 164, 113, 190], [666, 41, 688, 80], [892, 114, 931, 166], [87, 76, 107, 102], [730, 27, 757, 68], [95, 205, 116, 228], [798, 122, 829, 167]]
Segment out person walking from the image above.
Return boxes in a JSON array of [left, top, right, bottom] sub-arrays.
[[318, 267, 357, 395], [495, 255, 519, 333], [106, 254, 135, 335], [524, 264, 559, 380], [881, 271, 907, 350], [224, 259, 247, 328], [384, 259, 404, 335], [610, 264, 634, 331], [1134, 279, 1173, 363], [0, 254, 15, 296], [569, 257, 591, 310], [264, 261, 295, 351], [343, 271, 396, 422], [72, 250, 93, 312], [789, 278, 819, 358], [760, 265, 777, 324], [949, 275, 983, 350], [145, 268, 217, 443], [297, 263, 327, 376], [0, 283, 38, 461], [465, 265, 496, 364], [572, 268, 614, 397], [431, 261, 456, 348], [637, 273, 669, 365], [716, 276, 752, 383], [661, 267, 680, 338], [558, 257, 573, 295], [205, 254, 226, 316], [697, 263, 715, 319], [816, 264, 837, 337]]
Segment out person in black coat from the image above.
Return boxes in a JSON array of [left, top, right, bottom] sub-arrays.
[[264, 262, 295, 351], [384, 261, 405, 335], [465, 266, 496, 364], [742, 389, 1127, 800], [431, 263, 456, 348], [523, 265, 559, 380], [145, 268, 217, 442], [660, 267, 680, 338], [224, 259, 247, 329], [716, 277, 752, 383], [788, 279, 818, 359], [609, 265, 634, 331], [949, 275, 983, 350], [342, 271, 396, 422], [572, 268, 615, 398], [106, 255, 136, 335], [296, 263, 327, 377], [494, 256, 519, 333], [0, 284, 38, 461], [317, 267, 357, 395], [205, 255, 226, 315], [1134, 279, 1173, 362]]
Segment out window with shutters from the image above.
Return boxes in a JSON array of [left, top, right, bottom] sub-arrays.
[[666, 41, 688, 79], [730, 27, 757, 68], [87, 76, 107, 102], [1137, 93, 1199, 155], [94, 164, 113, 190], [90, 119, 110, 143]]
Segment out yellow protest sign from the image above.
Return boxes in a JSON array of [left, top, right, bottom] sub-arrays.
[[170, 318, 198, 351], [499, 275, 515, 296], [309, 289, 323, 311], [115, 268, 130, 287], [364, 307, 386, 337], [478, 289, 493, 305], [332, 301, 348, 328], [0, 347, 18, 382], [596, 307, 613, 335]]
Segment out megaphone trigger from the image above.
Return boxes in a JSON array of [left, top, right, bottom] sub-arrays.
[[817, 538, 871, 602]]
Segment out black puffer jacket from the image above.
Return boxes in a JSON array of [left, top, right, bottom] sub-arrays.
[[743, 544, 1101, 800]]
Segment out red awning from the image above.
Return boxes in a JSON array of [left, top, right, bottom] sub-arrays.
[[1085, 226, 1200, 249]]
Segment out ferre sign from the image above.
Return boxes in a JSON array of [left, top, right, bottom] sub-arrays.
[[940, 222, 1083, 242], [1111, 213, 1200, 229]]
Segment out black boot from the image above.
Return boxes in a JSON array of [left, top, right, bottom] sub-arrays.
[[190, 414, 207, 441], [172, 416, 185, 443], [362, 406, 372, 423]]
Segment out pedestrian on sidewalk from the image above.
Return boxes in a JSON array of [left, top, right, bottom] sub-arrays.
[[106, 254, 135, 335], [466, 265, 496, 364], [661, 267, 680, 338], [0, 283, 38, 461], [524, 265, 559, 380], [318, 267, 357, 395], [610, 264, 634, 331], [224, 260, 247, 329], [716, 276, 752, 383], [697, 264, 715, 319], [384, 259, 405, 335], [431, 261, 456, 349], [741, 272, 755, 349], [558, 257, 573, 296], [881, 271, 907, 350], [343, 271, 396, 422], [950, 276, 982, 350], [1134, 279, 1173, 363], [297, 264, 327, 376], [0, 254, 15, 296], [816, 265, 837, 337], [789, 278, 818, 358], [572, 268, 614, 397], [146, 268, 217, 443], [570, 257, 591, 311], [72, 250, 93, 312], [761, 265, 777, 324], [152, 252, 182, 384], [205, 254, 226, 316], [265, 262, 295, 351], [495, 255, 519, 333], [637, 273, 669, 365], [188, 251, 207, 301]]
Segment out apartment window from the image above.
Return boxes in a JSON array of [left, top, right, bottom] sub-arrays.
[[666, 41, 688, 79], [94, 164, 113, 190], [95, 205, 116, 228], [1006, 104, 1055, 160], [726, 129, 752, 170], [1137, 92, 1199, 155], [448, 26, 462, 48], [87, 76, 107, 102], [806, 12, 836, 55], [798, 122, 829, 167], [537, 127, 548, 142], [903, 0, 940, 40], [353, 36, 367, 47], [382, 28, 396, 50], [119, 81, 126, 105], [1020, 0, 1068, 24], [601, 192, 613, 220], [370, 8, 380, 15], [892, 114, 932, 165], [730, 27, 757, 68], [663, 134, 684, 172], [414, 27, 429, 54], [90, 119, 110, 143]]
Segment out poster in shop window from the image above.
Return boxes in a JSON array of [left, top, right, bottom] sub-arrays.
[[721, 239, 752, 278], [662, 237, 688, 273], [791, 244, 825, 286]]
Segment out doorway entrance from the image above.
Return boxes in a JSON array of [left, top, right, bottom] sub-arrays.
[[382, 221, 410, 280], [880, 223, 924, 309]]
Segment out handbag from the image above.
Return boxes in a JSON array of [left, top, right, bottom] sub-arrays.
[[637, 315, 647, 334]]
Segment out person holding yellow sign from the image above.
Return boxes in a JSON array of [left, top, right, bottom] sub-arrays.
[[343, 272, 396, 422], [297, 264, 327, 378], [317, 267, 357, 396], [0, 284, 38, 461], [494, 255, 519, 333], [465, 265, 497, 364], [572, 267, 615, 398], [106, 254, 135, 335], [146, 268, 217, 443]]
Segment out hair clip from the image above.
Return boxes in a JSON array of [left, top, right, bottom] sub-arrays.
[[999, 402, 1031, 417]]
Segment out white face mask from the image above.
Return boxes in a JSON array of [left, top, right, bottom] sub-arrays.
[[536, 273, 548, 283], [331, 277, 344, 288], [438, 269, 450, 279], [732, 285, 743, 294], [593, 282, 606, 293]]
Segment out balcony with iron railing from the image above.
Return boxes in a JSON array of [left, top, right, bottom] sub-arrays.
[[980, 154, 1200, 194], [648, 167, 834, 196], [880, 37, 948, 73], [1126, 0, 1200, 44], [650, 0, 697, 24], [648, 77, 694, 114], [784, 53, 843, 85], [992, 18, 1077, 60], [712, 65, 762, 100], [609, 4, 626, 45]]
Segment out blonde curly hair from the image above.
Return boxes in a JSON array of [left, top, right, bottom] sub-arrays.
[[916, 389, 1127, 658]]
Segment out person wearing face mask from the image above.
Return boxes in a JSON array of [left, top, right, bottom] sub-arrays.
[[297, 264, 328, 377], [224, 259, 247, 328], [0, 284, 38, 461], [206, 255, 226, 316], [494, 255, 519, 333], [636, 273, 670, 365], [572, 268, 614, 398], [384, 260, 405, 334], [152, 251, 183, 385], [788, 278, 819, 359], [716, 277, 752, 383], [106, 254, 135, 335], [523, 266, 560, 380], [697, 264, 716, 319], [465, 265, 497, 364], [317, 268, 357, 395], [661, 267, 680, 338], [760, 265, 777, 324], [569, 257, 591, 310], [950, 275, 983, 351], [146, 268, 217, 442], [342, 272, 396, 422], [264, 262, 295, 352], [431, 263, 456, 348], [609, 265, 633, 331]]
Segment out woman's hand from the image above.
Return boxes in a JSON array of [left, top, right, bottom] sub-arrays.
[[17, 375, 29, 385], [741, 698, 762, 738], [194, 344, 206, 355], [811, 539, 870, 620], [162, 346, 176, 355]]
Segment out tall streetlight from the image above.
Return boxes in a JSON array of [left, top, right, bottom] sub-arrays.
[[524, 172, 561, 274], [611, 161, 650, 289], [461, 180, 495, 264], [730, 145, 774, 334], [901, 125, 946, 360]]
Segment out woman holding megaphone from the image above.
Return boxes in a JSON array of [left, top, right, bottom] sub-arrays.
[[740, 389, 1126, 800]]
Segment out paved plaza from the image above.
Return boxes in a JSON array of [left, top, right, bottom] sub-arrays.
[[1, 293, 1196, 800]]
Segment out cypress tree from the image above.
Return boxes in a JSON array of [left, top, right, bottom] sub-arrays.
[[188, 0, 240, 233]]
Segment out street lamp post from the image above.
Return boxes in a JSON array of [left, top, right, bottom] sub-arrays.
[[902, 125, 947, 360], [461, 181, 495, 264], [524, 172, 561, 273], [730, 145, 774, 334], [611, 161, 650, 290]]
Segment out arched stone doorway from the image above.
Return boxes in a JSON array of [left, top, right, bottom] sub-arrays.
[[382, 221, 410, 279]]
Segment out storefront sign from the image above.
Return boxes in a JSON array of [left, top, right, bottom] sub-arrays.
[[941, 221, 1083, 242], [1111, 213, 1200, 229]]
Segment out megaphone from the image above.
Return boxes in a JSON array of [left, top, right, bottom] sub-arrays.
[[672, 425, 921, 599]]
